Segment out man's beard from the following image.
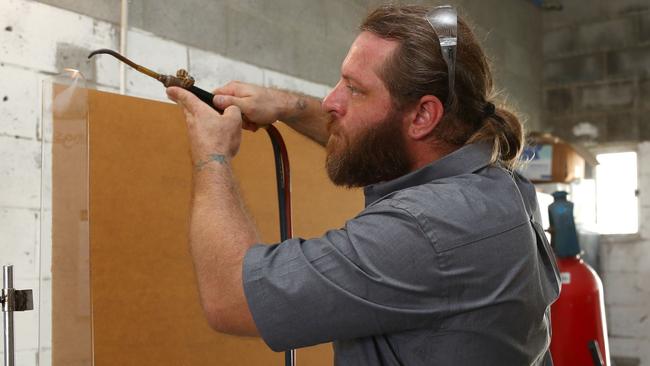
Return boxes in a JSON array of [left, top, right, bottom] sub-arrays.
[[325, 109, 411, 188]]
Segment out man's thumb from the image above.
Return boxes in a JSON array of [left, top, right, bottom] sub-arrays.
[[223, 105, 242, 120], [214, 95, 240, 110]]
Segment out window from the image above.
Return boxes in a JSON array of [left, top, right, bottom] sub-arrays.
[[595, 152, 638, 234]]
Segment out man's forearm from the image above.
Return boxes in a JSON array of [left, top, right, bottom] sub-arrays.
[[280, 93, 331, 147], [189, 157, 260, 332]]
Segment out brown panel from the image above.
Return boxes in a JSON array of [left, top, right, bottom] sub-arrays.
[[84, 89, 362, 365]]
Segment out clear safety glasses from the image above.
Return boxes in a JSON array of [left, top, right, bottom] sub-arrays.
[[425, 5, 458, 106]]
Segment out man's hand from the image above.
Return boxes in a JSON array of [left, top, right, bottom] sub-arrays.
[[166, 86, 243, 168], [166, 86, 260, 337], [214, 81, 331, 146], [213, 81, 295, 132]]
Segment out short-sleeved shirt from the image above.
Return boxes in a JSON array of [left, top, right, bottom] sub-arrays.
[[243, 142, 561, 365]]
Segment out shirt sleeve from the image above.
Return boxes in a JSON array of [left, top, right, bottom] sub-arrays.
[[242, 199, 448, 352]]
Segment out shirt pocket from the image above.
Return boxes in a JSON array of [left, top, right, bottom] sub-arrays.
[[389, 199, 529, 253]]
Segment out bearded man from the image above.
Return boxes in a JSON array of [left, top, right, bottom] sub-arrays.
[[167, 4, 560, 365]]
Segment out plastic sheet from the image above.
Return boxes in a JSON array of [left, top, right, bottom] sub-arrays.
[[40, 69, 92, 366]]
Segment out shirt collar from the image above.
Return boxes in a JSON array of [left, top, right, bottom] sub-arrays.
[[363, 142, 493, 207]]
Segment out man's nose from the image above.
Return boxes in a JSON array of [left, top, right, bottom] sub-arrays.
[[322, 82, 345, 118]]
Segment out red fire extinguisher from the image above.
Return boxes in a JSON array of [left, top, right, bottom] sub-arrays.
[[548, 191, 610, 366]]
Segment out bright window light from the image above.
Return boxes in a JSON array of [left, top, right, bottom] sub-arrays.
[[595, 152, 638, 234]]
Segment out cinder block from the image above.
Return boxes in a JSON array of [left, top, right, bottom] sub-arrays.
[[224, 7, 297, 79], [578, 81, 636, 111], [543, 0, 604, 31], [504, 39, 540, 80], [607, 112, 639, 141], [263, 70, 330, 99], [479, 23, 508, 67], [603, 271, 650, 306], [0, 208, 39, 277], [499, 0, 542, 53], [0, 65, 41, 139], [0, 0, 118, 74], [232, 0, 328, 40], [36, 0, 122, 24], [293, 28, 350, 87], [607, 304, 650, 339], [323, 0, 367, 40], [461, 0, 541, 55], [600, 239, 650, 273], [543, 26, 576, 57], [639, 142, 650, 238], [575, 18, 638, 54], [641, 11, 650, 42], [607, 46, 650, 78], [496, 69, 541, 130], [639, 112, 650, 143], [609, 336, 645, 364], [0, 137, 41, 208], [639, 142, 650, 181], [138, 0, 228, 58], [125, 29, 188, 101], [640, 79, 650, 110], [545, 87, 573, 114], [544, 54, 605, 84], [604, 0, 649, 15], [188, 48, 264, 91]]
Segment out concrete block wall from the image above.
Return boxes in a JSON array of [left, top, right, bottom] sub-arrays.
[[542, 0, 650, 365], [543, 1, 650, 364], [542, 0, 650, 144], [37, 0, 544, 131], [1, 0, 543, 364]]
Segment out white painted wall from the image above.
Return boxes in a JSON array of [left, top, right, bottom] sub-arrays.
[[0, 1, 329, 364]]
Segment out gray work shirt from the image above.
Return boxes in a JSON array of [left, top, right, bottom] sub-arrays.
[[243, 143, 561, 365]]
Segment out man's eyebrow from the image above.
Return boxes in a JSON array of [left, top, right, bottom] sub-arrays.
[[342, 74, 365, 88]]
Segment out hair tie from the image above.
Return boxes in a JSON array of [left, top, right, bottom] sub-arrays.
[[483, 102, 496, 118]]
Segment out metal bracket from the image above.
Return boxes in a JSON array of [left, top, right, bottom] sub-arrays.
[[1, 289, 33, 312], [3, 265, 34, 366]]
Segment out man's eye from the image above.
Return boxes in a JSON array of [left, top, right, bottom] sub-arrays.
[[347, 85, 360, 95]]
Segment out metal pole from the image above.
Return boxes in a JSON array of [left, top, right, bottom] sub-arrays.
[[3, 265, 15, 366], [119, 0, 129, 94]]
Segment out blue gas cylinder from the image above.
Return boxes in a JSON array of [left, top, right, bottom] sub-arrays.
[[548, 191, 581, 257]]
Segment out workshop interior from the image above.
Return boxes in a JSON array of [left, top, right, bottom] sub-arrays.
[[1, 0, 649, 365]]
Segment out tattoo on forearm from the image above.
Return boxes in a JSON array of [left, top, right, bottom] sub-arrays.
[[195, 154, 227, 171], [295, 97, 308, 111]]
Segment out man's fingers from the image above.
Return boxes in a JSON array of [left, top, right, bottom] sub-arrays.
[[213, 94, 231, 109], [212, 81, 245, 96], [242, 121, 259, 132], [166, 87, 204, 115], [214, 94, 246, 111]]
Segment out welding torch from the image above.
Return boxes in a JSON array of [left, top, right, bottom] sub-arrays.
[[88, 49, 296, 366], [88, 49, 220, 111]]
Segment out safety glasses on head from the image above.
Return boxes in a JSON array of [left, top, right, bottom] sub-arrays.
[[425, 5, 458, 107]]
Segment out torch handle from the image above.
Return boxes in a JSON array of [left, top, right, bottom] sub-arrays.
[[188, 86, 223, 113]]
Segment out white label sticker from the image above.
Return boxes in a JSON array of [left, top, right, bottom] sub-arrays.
[[560, 272, 571, 284]]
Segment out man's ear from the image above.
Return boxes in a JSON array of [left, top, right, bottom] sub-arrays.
[[406, 95, 444, 140]]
